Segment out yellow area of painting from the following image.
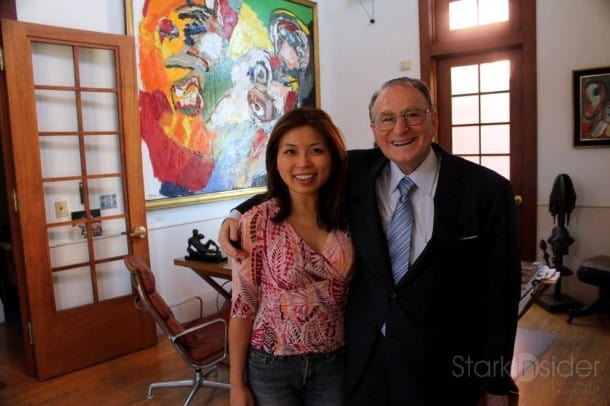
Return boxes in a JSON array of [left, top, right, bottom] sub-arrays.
[[228, 3, 273, 59]]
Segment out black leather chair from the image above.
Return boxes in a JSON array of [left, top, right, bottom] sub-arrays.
[[124, 255, 230, 405], [567, 255, 610, 323]]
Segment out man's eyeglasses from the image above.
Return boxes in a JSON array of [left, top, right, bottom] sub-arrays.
[[372, 108, 431, 131]]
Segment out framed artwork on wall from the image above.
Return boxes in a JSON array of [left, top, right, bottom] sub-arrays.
[[126, 0, 319, 208], [573, 66, 610, 147]]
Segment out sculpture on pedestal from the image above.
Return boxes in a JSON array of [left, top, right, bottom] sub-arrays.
[[537, 174, 580, 312], [186, 229, 226, 262]]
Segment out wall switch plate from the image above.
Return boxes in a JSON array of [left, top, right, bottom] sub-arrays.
[[55, 201, 68, 218], [399, 59, 412, 71]]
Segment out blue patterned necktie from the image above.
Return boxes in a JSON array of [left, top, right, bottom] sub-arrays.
[[386, 176, 416, 285]]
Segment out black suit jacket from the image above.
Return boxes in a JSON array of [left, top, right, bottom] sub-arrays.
[[344, 143, 521, 404]]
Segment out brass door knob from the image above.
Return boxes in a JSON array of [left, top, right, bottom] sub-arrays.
[[514, 195, 523, 206], [128, 226, 147, 239]]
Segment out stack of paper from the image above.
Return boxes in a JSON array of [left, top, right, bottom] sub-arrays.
[[518, 262, 558, 317]]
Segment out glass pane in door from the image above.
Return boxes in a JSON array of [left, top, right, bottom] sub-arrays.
[[35, 90, 78, 132], [84, 135, 122, 175], [451, 95, 479, 124], [481, 124, 510, 154], [40, 136, 82, 178], [96, 260, 132, 301], [92, 219, 128, 260], [32, 43, 75, 86], [81, 92, 119, 132], [78, 48, 116, 88], [452, 125, 479, 155], [43, 180, 84, 225], [53, 266, 94, 311]]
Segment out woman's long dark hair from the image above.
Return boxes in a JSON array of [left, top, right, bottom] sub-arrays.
[[264, 107, 349, 232]]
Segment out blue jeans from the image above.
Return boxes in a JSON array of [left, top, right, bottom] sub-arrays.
[[247, 346, 346, 406]]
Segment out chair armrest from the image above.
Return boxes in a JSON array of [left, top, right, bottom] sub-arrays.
[[169, 295, 204, 318], [171, 316, 229, 359], [134, 295, 147, 312], [173, 316, 228, 340]]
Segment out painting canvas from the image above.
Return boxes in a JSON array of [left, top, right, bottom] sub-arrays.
[[573, 67, 610, 147], [129, 0, 319, 208]]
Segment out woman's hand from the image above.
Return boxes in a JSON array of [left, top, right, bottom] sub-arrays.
[[230, 382, 255, 406]]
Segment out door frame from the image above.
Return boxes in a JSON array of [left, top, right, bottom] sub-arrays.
[[0, 4, 36, 376]]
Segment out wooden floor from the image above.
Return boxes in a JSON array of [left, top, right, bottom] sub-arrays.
[[515, 304, 609, 405], [0, 304, 608, 405], [0, 322, 230, 405]]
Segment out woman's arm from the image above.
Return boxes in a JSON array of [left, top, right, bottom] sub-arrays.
[[228, 210, 262, 406], [229, 318, 255, 406]]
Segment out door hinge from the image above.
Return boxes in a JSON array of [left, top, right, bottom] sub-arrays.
[[0, 47, 4, 71], [27, 321, 34, 345], [12, 188, 18, 213]]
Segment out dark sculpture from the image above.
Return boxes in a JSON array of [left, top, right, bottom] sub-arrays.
[[547, 174, 576, 278], [186, 229, 226, 262], [539, 240, 550, 267], [549, 173, 576, 228], [537, 173, 580, 312]]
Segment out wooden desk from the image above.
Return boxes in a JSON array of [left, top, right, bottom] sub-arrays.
[[174, 257, 232, 301]]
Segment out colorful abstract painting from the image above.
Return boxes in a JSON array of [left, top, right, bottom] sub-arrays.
[[573, 67, 610, 147], [130, 0, 318, 207]]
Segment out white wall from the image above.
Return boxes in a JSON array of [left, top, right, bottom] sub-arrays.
[[317, 0, 420, 149], [15, 0, 610, 309], [536, 0, 610, 301], [15, 0, 124, 34]]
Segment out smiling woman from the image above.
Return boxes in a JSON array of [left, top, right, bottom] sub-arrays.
[[228, 107, 353, 405]]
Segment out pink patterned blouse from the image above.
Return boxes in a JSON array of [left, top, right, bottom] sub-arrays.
[[230, 198, 354, 356]]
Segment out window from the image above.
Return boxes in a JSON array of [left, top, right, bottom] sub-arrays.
[[449, 0, 509, 30], [450, 60, 511, 179]]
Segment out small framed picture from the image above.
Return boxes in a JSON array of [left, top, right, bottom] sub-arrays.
[[573, 66, 610, 147], [71, 209, 103, 238], [100, 193, 118, 210]]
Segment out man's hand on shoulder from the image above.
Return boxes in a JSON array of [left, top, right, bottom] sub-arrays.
[[218, 216, 248, 260]]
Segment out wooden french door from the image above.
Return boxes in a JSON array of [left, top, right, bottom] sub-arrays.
[[436, 49, 537, 260], [1, 19, 156, 380]]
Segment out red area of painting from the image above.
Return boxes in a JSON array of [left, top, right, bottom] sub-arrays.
[[284, 91, 297, 112], [218, 0, 238, 40], [140, 90, 214, 191], [176, 152, 215, 191], [248, 128, 268, 164]]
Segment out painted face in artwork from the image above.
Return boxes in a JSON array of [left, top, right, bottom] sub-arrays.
[[141, 0, 233, 120], [137, 0, 237, 194], [161, 2, 228, 116], [583, 81, 607, 119], [269, 9, 312, 105]]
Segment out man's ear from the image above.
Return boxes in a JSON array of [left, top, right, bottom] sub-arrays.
[[430, 109, 439, 132]]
